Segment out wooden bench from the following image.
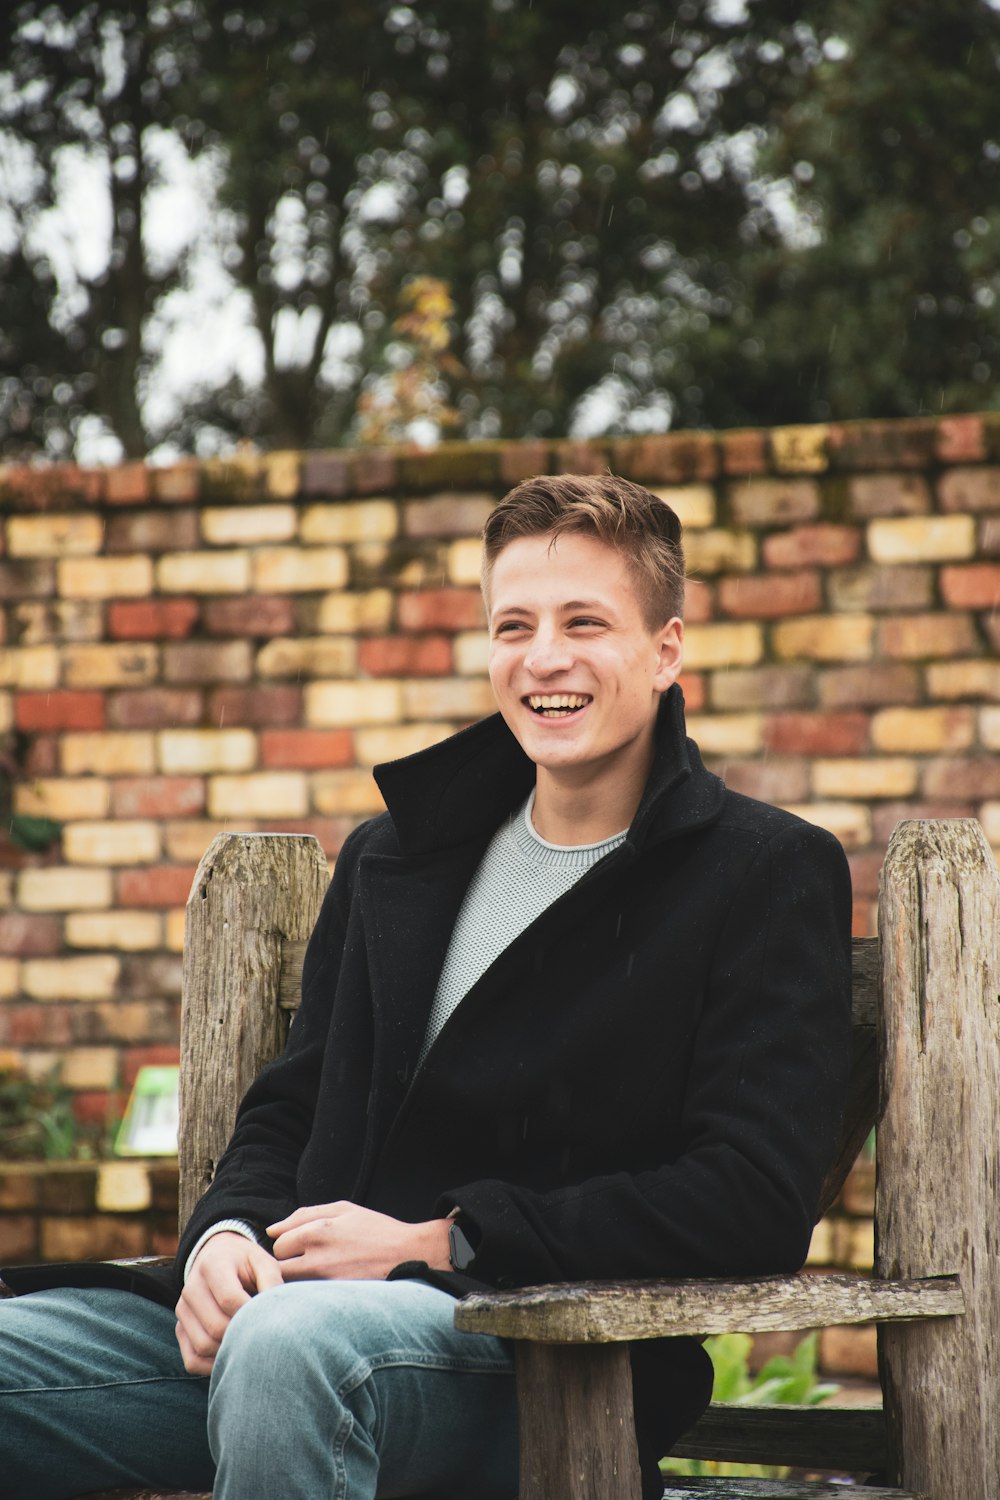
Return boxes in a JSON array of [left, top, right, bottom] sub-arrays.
[[83, 817, 999, 1500]]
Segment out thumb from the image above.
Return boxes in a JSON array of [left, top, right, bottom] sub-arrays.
[[248, 1244, 284, 1293]]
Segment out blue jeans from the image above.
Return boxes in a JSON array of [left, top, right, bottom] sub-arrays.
[[0, 1280, 517, 1500]]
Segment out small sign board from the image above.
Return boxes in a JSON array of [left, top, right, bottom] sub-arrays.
[[114, 1065, 180, 1157]]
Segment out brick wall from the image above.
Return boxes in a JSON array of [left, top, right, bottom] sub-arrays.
[[1, 413, 999, 1132]]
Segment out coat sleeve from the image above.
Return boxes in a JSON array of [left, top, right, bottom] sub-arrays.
[[437, 819, 854, 1286], [174, 820, 372, 1276]]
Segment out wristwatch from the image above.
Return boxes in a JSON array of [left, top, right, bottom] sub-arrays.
[[447, 1211, 477, 1273]]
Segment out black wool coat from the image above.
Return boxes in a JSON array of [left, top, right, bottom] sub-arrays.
[[178, 685, 853, 1488]]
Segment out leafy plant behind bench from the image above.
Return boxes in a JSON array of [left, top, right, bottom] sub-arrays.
[[0, 1068, 102, 1160], [661, 1330, 839, 1480]]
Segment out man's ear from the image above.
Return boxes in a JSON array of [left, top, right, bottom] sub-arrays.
[[653, 617, 684, 692]]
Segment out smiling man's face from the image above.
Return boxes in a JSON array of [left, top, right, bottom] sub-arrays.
[[487, 531, 683, 809]]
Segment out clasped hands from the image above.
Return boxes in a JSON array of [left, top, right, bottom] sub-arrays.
[[175, 1201, 453, 1375]]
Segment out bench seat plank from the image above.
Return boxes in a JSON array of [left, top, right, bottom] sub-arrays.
[[661, 1482, 921, 1499], [671, 1402, 885, 1472]]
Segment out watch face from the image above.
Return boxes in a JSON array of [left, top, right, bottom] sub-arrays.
[[449, 1220, 476, 1272]]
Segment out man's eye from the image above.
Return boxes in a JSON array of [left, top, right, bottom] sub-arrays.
[[495, 620, 527, 635], [569, 617, 604, 629]]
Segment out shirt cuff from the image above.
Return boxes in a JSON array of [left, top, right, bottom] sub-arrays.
[[183, 1219, 268, 1283]]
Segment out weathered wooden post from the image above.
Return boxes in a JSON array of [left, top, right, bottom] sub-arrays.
[[515, 1341, 642, 1500], [877, 819, 1000, 1498], [179, 832, 329, 1230]]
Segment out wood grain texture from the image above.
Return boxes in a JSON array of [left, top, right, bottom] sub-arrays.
[[876, 819, 1000, 1500], [178, 832, 329, 1230], [671, 1400, 886, 1471], [515, 1341, 641, 1500], [454, 1272, 962, 1342], [660, 1481, 923, 1499]]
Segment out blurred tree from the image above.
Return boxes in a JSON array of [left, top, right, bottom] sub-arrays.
[[1, 0, 998, 459]]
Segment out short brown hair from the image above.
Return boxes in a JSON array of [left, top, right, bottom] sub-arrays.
[[482, 473, 685, 626]]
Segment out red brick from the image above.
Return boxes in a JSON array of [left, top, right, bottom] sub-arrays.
[[848, 850, 888, 898], [256, 815, 358, 857], [728, 479, 820, 527], [938, 466, 1000, 513], [553, 441, 611, 477], [718, 572, 820, 618], [151, 1224, 181, 1257], [940, 563, 1000, 610], [359, 636, 452, 676], [105, 509, 199, 553], [847, 474, 931, 517], [353, 449, 397, 495], [109, 688, 203, 729], [710, 665, 814, 711], [936, 414, 987, 463], [24, 735, 58, 774], [119, 953, 183, 1000], [111, 777, 205, 819], [0, 1216, 38, 1260], [828, 418, 935, 472], [980, 518, 1000, 556], [818, 665, 920, 708], [302, 452, 352, 497], [765, 712, 870, 756], [684, 581, 714, 624], [260, 729, 354, 770], [827, 565, 933, 613], [0, 912, 62, 956], [397, 589, 485, 632], [921, 757, 1000, 800], [0, 1004, 74, 1046], [879, 613, 979, 659], [612, 432, 719, 483], [164, 640, 252, 684], [852, 899, 876, 939], [203, 595, 296, 637], [818, 1324, 878, 1379], [210, 684, 302, 727], [117, 866, 197, 907], [763, 525, 861, 569], [70, 1090, 119, 1126], [122, 1044, 180, 1091], [0, 559, 56, 599], [677, 673, 705, 712], [721, 759, 809, 804], [105, 462, 151, 505], [720, 428, 769, 477], [403, 497, 493, 540], [499, 440, 551, 485], [152, 461, 200, 503], [15, 691, 105, 731], [108, 599, 199, 639]]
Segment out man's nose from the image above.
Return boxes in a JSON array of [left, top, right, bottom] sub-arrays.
[[524, 627, 572, 675]]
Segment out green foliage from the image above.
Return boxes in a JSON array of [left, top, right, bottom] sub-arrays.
[[0, 1068, 80, 1161], [7, 815, 62, 853], [661, 1331, 839, 1480]]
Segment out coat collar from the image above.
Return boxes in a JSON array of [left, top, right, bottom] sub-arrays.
[[372, 684, 726, 858]]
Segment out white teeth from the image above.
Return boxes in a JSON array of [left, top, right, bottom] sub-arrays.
[[526, 694, 590, 712]]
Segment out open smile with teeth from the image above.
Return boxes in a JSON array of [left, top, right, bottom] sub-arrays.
[[525, 694, 593, 717]]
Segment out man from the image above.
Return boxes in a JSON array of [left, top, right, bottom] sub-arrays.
[[0, 474, 852, 1500]]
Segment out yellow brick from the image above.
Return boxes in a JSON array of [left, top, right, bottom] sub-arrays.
[[63, 642, 159, 689], [927, 660, 1000, 701], [685, 713, 764, 755], [14, 777, 110, 820], [22, 955, 120, 1001], [58, 556, 154, 599], [979, 708, 1000, 749], [66, 910, 162, 951], [157, 728, 257, 775], [0, 691, 10, 734], [157, 550, 251, 593], [314, 589, 394, 634], [0, 646, 60, 690], [401, 679, 498, 720], [252, 547, 348, 592], [652, 485, 715, 529], [256, 637, 357, 679], [17, 866, 113, 911], [846, 1219, 875, 1272], [684, 529, 757, 576], [264, 449, 301, 499], [980, 803, 1000, 844], [201, 505, 296, 545], [313, 769, 386, 817], [8, 514, 104, 557], [62, 820, 161, 865], [454, 631, 490, 676], [872, 707, 976, 753], [301, 501, 398, 544], [0, 959, 20, 999], [165, 907, 187, 952], [355, 723, 451, 765], [782, 801, 872, 849], [208, 772, 309, 819], [812, 758, 918, 799], [770, 424, 829, 473], [62, 733, 155, 776], [97, 1161, 152, 1213], [61, 1047, 118, 1090], [806, 1219, 834, 1267], [773, 615, 874, 662], [682, 623, 763, 670], [305, 680, 403, 727], [164, 819, 234, 863], [447, 538, 483, 586], [868, 515, 976, 564]]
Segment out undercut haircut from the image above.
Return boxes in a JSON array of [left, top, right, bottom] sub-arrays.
[[481, 473, 685, 627]]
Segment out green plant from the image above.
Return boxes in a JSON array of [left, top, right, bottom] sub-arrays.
[[0, 1067, 106, 1161], [661, 1331, 839, 1480]]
